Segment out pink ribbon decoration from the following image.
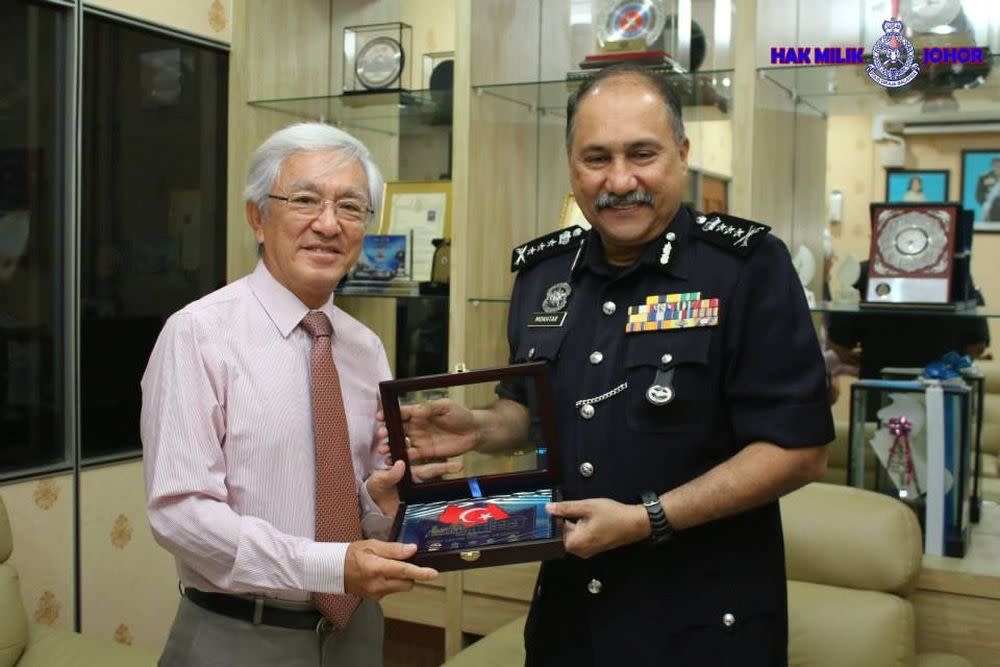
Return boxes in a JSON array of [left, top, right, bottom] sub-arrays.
[[886, 415, 916, 487]]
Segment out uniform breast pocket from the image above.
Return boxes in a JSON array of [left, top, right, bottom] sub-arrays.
[[513, 331, 566, 364], [624, 330, 714, 433]]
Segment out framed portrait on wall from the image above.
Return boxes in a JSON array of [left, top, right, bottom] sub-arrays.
[[885, 169, 949, 204], [960, 149, 1000, 231]]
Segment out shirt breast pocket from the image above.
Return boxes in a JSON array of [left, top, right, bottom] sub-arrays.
[[625, 330, 714, 433]]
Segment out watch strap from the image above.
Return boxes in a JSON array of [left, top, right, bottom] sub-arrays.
[[640, 490, 673, 545]]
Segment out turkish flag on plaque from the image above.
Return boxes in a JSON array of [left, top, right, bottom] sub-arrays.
[[438, 503, 510, 526]]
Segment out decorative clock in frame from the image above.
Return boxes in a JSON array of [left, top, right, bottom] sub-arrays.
[[343, 22, 412, 94], [380, 362, 565, 571], [864, 203, 959, 306]]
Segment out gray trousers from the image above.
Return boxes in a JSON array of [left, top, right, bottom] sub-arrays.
[[159, 596, 383, 667]]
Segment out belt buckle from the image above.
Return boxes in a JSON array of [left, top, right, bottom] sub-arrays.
[[315, 616, 332, 634]]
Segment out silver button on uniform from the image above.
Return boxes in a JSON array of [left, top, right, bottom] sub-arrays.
[[528, 347, 535, 359], [589, 351, 603, 365], [579, 462, 594, 477], [722, 613, 736, 627], [602, 301, 616, 316], [580, 404, 595, 419], [660, 353, 673, 365], [666, 231, 676, 241], [587, 578, 602, 595]]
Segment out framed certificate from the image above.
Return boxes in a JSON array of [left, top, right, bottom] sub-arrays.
[[380, 181, 451, 282]]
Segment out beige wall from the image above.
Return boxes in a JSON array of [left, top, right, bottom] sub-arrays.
[[80, 461, 178, 651], [85, 0, 233, 43], [1, 476, 75, 632]]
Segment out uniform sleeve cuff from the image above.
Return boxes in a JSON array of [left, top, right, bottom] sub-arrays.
[[303, 541, 349, 594]]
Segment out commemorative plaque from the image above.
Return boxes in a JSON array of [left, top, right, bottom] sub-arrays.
[[380, 362, 565, 571], [865, 203, 958, 305], [343, 23, 412, 94]]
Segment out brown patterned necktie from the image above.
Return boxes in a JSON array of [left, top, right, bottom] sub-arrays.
[[300, 311, 362, 628]]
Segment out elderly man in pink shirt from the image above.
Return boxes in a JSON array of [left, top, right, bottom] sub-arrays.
[[141, 122, 436, 667]]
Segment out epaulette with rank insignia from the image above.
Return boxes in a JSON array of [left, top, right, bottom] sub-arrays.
[[691, 213, 770, 257], [510, 225, 586, 272]]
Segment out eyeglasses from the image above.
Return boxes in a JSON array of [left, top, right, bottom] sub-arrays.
[[267, 193, 374, 226]]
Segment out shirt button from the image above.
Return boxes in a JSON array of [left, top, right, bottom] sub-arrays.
[[589, 351, 603, 365], [722, 612, 736, 627], [660, 353, 673, 365], [579, 462, 594, 477], [587, 578, 602, 595], [602, 301, 616, 316], [580, 404, 595, 419]]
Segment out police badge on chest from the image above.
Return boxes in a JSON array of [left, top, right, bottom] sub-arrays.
[[528, 282, 571, 328]]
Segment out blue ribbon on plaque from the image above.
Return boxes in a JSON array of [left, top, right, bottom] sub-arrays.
[[921, 351, 972, 380]]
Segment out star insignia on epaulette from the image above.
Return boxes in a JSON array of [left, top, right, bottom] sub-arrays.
[[691, 213, 770, 257], [511, 225, 586, 272]]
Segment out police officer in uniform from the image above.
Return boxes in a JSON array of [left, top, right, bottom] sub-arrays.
[[398, 64, 833, 666]]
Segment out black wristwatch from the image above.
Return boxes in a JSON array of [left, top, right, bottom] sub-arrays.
[[640, 490, 674, 545]]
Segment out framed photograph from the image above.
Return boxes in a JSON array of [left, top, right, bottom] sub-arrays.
[[960, 149, 1000, 231], [885, 169, 949, 204], [559, 193, 590, 229], [353, 235, 407, 280], [379, 181, 450, 282]]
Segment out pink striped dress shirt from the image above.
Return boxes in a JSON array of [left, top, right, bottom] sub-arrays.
[[141, 261, 391, 601]]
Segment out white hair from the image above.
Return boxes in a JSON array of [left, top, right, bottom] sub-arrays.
[[243, 122, 383, 224]]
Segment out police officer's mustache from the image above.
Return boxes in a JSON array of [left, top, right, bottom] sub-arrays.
[[596, 190, 655, 209]]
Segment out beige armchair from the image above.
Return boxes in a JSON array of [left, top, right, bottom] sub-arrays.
[[442, 483, 972, 667], [0, 494, 157, 667], [976, 359, 1000, 505]]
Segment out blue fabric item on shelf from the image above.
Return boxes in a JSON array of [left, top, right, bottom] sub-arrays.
[[921, 351, 972, 380]]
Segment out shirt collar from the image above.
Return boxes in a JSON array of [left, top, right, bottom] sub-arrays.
[[572, 206, 692, 282], [247, 260, 337, 339]]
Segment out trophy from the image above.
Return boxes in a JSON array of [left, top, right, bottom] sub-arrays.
[[578, 0, 679, 71]]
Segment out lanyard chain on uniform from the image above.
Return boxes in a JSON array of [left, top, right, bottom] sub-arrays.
[[575, 382, 628, 407]]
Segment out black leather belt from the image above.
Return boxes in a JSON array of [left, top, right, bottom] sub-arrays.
[[184, 588, 327, 631]]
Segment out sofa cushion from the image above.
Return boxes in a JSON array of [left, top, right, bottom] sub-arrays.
[[782, 483, 922, 596], [0, 564, 28, 667], [17, 625, 157, 667], [788, 580, 914, 667]]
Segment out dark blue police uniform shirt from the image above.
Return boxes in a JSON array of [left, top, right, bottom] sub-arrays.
[[503, 206, 834, 666]]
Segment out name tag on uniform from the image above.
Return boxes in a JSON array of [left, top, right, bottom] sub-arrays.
[[626, 292, 719, 333], [529, 312, 567, 327]]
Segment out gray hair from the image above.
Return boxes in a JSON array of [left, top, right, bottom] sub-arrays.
[[243, 122, 383, 224]]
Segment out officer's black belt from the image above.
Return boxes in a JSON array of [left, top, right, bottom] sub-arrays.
[[184, 587, 327, 631]]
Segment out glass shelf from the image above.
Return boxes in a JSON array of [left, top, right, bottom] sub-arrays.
[[758, 55, 1000, 116], [463, 298, 1000, 317], [247, 89, 451, 136], [472, 69, 734, 122], [338, 281, 447, 299], [814, 301, 1000, 318]]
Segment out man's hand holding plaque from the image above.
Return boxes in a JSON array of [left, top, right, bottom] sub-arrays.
[[376, 363, 565, 571]]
